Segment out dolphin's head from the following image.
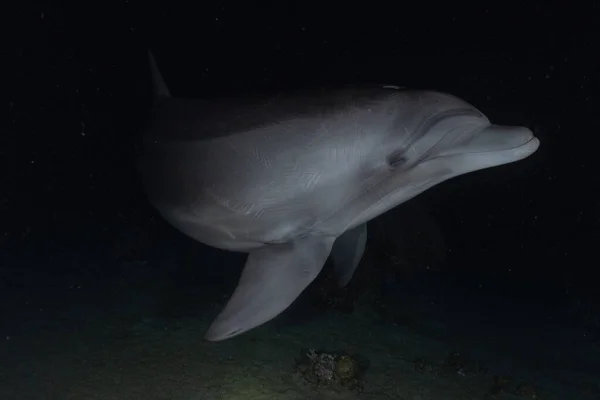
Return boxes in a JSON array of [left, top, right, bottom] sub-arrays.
[[407, 123, 540, 176], [401, 120, 539, 190], [381, 91, 540, 183], [357, 107, 540, 222]]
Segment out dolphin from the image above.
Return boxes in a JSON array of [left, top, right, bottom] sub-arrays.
[[139, 52, 540, 341]]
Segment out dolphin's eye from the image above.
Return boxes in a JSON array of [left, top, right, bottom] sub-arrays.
[[387, 151, 408, 169]]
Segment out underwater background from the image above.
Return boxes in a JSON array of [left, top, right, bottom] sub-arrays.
[[2, 2, 599, 399]]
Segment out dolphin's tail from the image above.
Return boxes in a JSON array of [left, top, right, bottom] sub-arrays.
[[147, 50, 171, 101]]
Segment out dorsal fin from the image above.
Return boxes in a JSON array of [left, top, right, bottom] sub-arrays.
[[147, 50, 171, 100]]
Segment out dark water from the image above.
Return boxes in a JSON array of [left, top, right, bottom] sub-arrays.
[[2, 3, 598, 399]]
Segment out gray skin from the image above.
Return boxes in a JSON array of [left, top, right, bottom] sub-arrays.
[[140, 53, 540, 341]]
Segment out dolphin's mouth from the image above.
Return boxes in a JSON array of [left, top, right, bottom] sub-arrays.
[[514, 130, 536, 147], [503, 132, 539, 156], [514, 135, 541, 157], [429, 125, 540, 164], [503, 128, 540, 158], [451, 125, 539, 155]]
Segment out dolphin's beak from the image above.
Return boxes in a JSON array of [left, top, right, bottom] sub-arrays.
[[466, 125, 538, 153], [416, 124, 540, 178], [437, 125, 540, 160]]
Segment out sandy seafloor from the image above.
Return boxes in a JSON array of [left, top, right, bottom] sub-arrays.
[[1, 230, 599, 400]]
